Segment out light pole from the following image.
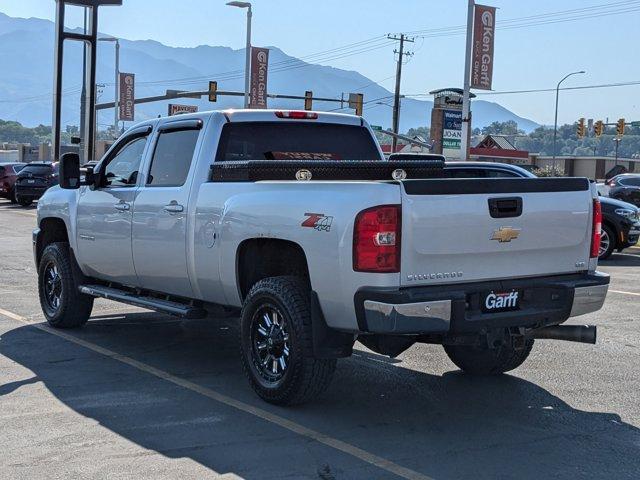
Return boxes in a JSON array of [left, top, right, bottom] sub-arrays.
[[613, 136, 621, 166], [552, 70, 585, 171], [227, 1, 252, 108], [98, 36, 119, 138]]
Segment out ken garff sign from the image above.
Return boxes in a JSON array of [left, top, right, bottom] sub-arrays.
[[118, 72, 135, 121], [471, 4, 496, 90], [249, 47, 269, 109]]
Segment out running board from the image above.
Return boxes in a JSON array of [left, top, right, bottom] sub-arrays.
[[79, 284, 207, 319]]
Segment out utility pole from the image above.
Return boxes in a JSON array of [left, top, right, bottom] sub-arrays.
[[388, 33, 413, 153]]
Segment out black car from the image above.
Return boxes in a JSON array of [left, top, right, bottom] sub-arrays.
[[14, 162, 59, 207], [607, 173, 640, 207], [440, 161, 640, 260]]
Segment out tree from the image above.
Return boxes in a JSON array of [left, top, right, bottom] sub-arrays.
[[481, 120, 523, 136]]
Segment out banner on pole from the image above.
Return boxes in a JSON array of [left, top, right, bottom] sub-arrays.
[[118, 72, 135, 121], [249, 47, 269, 109], [471, 4, 496, 90]]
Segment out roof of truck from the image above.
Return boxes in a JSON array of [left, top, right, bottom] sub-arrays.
[[153, 109, 364, 126]]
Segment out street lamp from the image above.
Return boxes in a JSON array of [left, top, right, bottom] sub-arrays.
[[552, 70, 585, 171], [98, 36, 120, 138], [227, 1, 252, 109]]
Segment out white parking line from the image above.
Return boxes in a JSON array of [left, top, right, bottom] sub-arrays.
[[0, 307, 432, 480], [609, 289, 640, 297]]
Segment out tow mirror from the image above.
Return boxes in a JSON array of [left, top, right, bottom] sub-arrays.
[[59, 152, 81, 189]]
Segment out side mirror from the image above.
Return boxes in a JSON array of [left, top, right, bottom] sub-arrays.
[[59, 152, 81, 189]]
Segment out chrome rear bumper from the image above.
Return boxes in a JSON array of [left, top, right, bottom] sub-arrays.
[[569, 284, 608, 317]]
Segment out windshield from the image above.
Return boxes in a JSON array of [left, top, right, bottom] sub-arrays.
[[215, 122, 382, 161]]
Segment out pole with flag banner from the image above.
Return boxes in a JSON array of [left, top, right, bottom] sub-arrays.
[[249, 47, 269, 108], [461, 1, 496, 160]]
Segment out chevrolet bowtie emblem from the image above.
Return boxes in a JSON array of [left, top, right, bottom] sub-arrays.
[[491, 227, 521, 243]]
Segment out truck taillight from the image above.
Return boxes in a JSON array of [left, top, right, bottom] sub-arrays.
[[353, 205, 401, 272], [274, 111, 318, 119], [590, 198, 602, 258]]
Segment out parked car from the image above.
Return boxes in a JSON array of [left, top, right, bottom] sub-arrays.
[[34, 110, 608, 405], [435, 160, 640, 260], [14, 162, 58, 206], [0, 162, 26, 203], [606, 173, 640, 207]]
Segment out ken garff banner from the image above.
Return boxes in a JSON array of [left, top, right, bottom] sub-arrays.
[[471, 4, 496, 90], [118, 72, 135, 121], [249, 47, 269, 109]]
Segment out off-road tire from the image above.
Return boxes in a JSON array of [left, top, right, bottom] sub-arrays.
[[240, 276, 336, 405], [599, 224, 616, 260], [38, 242, 93, 328], [444, 339, 534, 375]]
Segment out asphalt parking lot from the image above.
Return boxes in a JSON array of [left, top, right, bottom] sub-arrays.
[[0, 199, 639, 480]]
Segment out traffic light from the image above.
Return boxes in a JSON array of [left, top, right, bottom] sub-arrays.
[[304, 91, 313, 111], [594, 120, 604, 137], [349, 93, 364, 116], [208, 81, 217, 102], [576, 117, 586, 138], [616, 118, 625, 136]]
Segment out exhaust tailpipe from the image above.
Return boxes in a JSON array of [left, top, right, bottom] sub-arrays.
[[528, 325, 597, 344]]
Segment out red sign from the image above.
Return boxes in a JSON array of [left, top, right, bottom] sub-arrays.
[[249, 47, 269, 109], [118, 72, 135, 121], [471, 4, 496, 90]]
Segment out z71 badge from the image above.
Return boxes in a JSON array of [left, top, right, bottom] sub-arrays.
[[302, 213, 333, 232]]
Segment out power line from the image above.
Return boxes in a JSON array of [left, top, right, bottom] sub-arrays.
[[404, 80, 640, 98]]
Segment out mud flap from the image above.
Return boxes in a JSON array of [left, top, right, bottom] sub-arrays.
[[311, 291, 355, 359]]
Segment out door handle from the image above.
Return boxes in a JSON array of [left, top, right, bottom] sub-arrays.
[[163, 203, 184, 213], [114, 202, 130, 211]]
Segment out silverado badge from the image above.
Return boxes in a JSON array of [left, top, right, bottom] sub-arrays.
[[491, 227, 521, 243]]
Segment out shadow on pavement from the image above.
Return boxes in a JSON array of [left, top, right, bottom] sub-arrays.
[[1, 313, 639, 479], [601, 252, 640, 267]]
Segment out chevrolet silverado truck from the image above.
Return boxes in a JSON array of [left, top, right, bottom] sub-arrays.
[[33, 109, 609, 405]]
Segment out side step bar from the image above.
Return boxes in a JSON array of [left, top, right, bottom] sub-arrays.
[[79, 284, 207, 319]]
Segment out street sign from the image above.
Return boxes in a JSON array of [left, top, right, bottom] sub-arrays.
[[371, 125, 383, 131], [168, 104, 198, 116]]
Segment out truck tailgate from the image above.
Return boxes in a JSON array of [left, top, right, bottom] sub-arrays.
[[400, 177, 593, 287]]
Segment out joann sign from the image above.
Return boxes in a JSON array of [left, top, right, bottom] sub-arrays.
[[442, 109, 462, 153]]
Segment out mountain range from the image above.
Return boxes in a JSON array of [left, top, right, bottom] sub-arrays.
[[0, 12, 540, 133]]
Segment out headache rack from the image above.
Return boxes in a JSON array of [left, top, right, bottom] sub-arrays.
[[210, 159, 445, 182]]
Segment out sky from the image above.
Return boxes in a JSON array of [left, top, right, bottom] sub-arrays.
[[2, 0, 639, 125]]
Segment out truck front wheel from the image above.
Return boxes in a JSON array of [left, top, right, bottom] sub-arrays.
[[443, 338, 534, 375], [240, 276, 336, 405], [38, 242, 93, 328]]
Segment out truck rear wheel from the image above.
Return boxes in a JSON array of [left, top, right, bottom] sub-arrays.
[[240, 276, 336, 405], [443, 338, 534, 375], [38, 242, 93, 329]]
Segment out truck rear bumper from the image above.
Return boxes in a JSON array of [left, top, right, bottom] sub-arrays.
[[355, 272, 609, 335]]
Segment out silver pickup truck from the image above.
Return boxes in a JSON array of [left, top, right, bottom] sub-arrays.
[[34, 109, 609, 405]]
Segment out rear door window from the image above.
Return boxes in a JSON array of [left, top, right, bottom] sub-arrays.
[[215, 122, 381, 161], [146, 129, 200, 187]]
